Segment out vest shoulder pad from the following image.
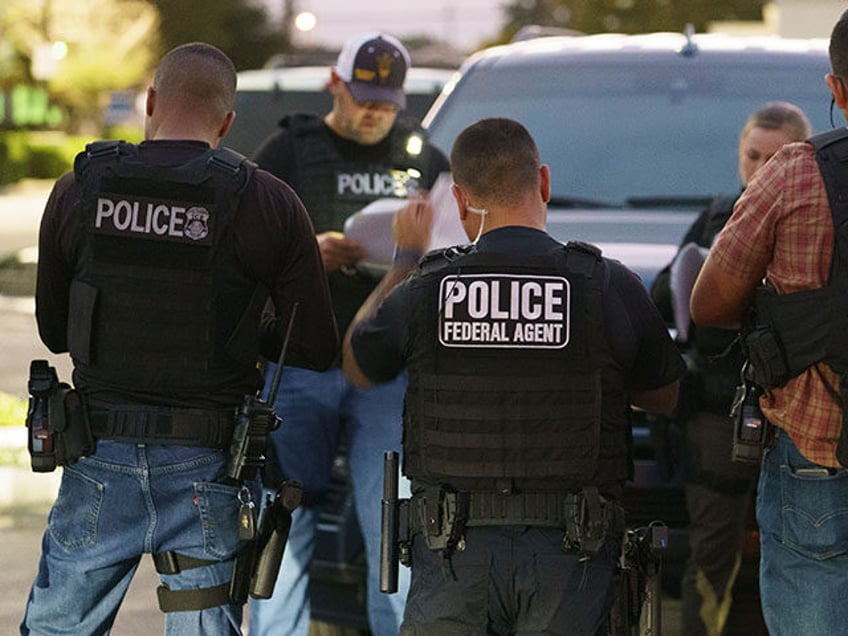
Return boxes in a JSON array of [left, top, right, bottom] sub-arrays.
[[565, 240, 602, 258], [564, 240, 609, 282], [73, 140, 137, 178], [279, 113, 324, 134], [208, 147, 256, 177], [419, 244, 476, 272], [808, 128, 848, 152]]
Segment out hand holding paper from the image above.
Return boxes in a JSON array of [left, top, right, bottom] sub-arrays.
[[342, 172, 467, 271]]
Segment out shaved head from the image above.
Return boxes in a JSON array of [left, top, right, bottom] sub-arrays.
[[451, 117, 541, 205], [152, 42, 236, 128]]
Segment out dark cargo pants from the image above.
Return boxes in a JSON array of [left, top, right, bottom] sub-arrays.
[[400, 524, 618, 636]]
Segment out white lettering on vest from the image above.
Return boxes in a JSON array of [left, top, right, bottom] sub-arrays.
[[336, 170, 416, 198], [438, 274, 570, 349], [93, 195, 211, 242]]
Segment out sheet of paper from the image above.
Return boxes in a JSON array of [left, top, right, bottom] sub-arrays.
[[342, 172, 468, 272], [428, 172, 467, 251]]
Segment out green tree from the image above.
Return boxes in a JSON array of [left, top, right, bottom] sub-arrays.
[[1, 0, 159, 131], [497, 0, 768, 42], [151, 0, 290, 71]]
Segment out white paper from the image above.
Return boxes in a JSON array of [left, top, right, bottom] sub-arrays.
[[342, 172, 468, 272]]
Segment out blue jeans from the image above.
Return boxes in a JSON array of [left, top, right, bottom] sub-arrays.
[[249, 366, 410, 636], [756, 428, 848, 636], [20, 441, 255, 636]]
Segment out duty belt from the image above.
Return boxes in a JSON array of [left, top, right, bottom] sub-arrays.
[[88, 401, 235, 449], [409, 487, 626, 554]]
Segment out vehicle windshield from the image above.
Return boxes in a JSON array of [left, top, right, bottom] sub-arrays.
[[426, 56, 833, 204]]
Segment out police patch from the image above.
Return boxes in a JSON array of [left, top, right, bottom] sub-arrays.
[[93, 194, 214, 245], [439, 274, 570, 349], [184, 207, 209, 241]]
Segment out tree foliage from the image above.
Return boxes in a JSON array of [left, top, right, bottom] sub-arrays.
[[496, 0, 768, 43], [1, 0, 159, 130], [151, 0, 290, 71]]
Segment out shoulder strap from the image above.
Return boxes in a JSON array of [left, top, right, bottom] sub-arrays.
[[811, 128, 848, 281], [73, 140, 138, 180], [808, 127, 848, 152], [278, 112, 324, 134]]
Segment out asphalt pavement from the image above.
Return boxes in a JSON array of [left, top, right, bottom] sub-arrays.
[[0, 180, 72, 398]]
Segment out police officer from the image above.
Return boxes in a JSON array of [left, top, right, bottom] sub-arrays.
[[247, 33, 449, 636], [343, 117, 685, 635], [691, 11, 848, 635], [21, 43, 337, 635]]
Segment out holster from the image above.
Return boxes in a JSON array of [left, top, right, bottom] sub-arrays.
[[743, 325, 790, 389], [25, 360, 95, 472], [54, 388, 95, 467]]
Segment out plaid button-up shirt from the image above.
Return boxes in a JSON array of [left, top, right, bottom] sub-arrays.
[[711, 141, 842, 467]]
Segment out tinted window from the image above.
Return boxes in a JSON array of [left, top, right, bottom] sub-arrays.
[[426, 55, 832, 204]]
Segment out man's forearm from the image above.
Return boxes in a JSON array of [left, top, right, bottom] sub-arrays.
[[342, 252, 421, 387]]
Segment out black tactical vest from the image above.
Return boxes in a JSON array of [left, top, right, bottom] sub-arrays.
[[690, 196, 743, 413], [277, 113, 437, 232], [279, 113, 443, 338], [402, 242, 632, 495], [747, 129, 848, 387], [70, 141, 265, 396]]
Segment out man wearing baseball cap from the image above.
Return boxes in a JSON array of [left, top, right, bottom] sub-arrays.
[[336, 32, 410, 110], [248, 33, 449, 636]]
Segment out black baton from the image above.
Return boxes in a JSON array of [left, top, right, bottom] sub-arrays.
[[380, 450, 400, 593]]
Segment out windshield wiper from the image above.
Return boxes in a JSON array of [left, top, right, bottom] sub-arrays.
[[547, 196, 621, 209], [626, 195, 713, 208]]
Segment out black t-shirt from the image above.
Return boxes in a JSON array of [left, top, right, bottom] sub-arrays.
[[36, 140, 338, 407]]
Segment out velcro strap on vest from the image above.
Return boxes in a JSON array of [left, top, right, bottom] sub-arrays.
[[88, 404, 235, 448], [156, 582, 232, 613]]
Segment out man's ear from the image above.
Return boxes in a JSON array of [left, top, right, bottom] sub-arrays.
[[145, 86, 155, 117], [451, 183, 468, 221], [217, 111, 235, 144], [540, 164, 551, 203], [827, 73, 848, 109], [327, 70, 344, 97]]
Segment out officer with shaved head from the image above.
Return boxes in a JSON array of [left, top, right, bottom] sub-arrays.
[[21, 42, 337, 635]]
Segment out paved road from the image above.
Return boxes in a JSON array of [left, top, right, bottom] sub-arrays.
[[0, 180, 50, 260], [0, 180, 72, 398]]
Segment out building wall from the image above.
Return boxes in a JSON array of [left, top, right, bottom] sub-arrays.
[[776, 0, 844, 38], [709, 0, 843, 39]]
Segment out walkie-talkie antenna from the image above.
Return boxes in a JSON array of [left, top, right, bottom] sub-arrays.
[[267, 301, 299, 406]]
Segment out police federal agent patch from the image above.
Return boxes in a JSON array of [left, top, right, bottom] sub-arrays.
[[439, 273, 570, 349]]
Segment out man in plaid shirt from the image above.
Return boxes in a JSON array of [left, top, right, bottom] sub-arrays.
[[690, 10, 848, 635]]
